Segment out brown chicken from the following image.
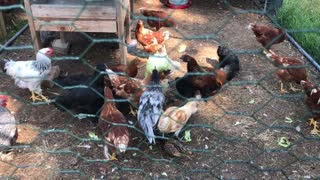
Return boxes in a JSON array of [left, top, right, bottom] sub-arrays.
[[140, 9, 176, 30], [266, 51, 307, 93], [248, 23, 286, 54], [108, 58, 141, 78], [99, 86, 130, 160], [300, 80, 320, 135], [135, 20, 170, 53]]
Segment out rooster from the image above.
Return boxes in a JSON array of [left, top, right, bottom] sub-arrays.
[[138, 68, 165, 144], [300, 80, 320, 135], [1, 48, 53, 102], [248, 23, 286, 54], [99, 87, 130, 160], [135, 20, 170, 53], [0, 95, 17, 152], [266, 51, 307, 93], [140, 9, 176, 30]]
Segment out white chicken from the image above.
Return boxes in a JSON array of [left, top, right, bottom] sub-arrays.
[[3, 48, 53, 102]]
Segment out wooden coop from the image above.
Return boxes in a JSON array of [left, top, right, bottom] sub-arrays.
[[24, 0, 132, 64]]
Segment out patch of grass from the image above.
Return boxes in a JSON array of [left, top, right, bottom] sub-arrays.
[[277, 0, 320, 63]]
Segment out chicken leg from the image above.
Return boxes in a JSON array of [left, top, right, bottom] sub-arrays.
[[310, 118, 320, 135], [30, 91, 50, 102], [289, 83, 300, 92], [129, 105, 137, 116], [110, 152, 118, 161], [279, 82, 288, 93]]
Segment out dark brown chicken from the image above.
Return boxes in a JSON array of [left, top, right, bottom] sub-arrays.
[[300, 80, 320, 135], [176, 53, 239, 99], [266, 51, 307, 93], [99, 86, 130, 160], [108, 58, 141, 78], [140, 9, 176, 30], [248, 23, 286, 54], [135, 20, 170, 53]]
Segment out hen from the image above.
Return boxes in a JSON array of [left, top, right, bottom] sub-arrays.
[[2, 48, 53, 102], [0, 95, 17, 152], [140, 9, 176, 30], [135, 20, 170, 53], [176, 53, 239, 99], [158, 96, 200, 139], [266, 51, 307, 93], [248, 23, 286, 54], [300, 80, 320, 135], [99, 87, 130, 160], [54, 64, 106, 119], [108, 58, 141, 78], [138, 68, 165, 144]]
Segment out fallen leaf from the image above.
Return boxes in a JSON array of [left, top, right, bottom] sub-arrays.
[[249, 99, 255, 104], [184, 130, 192, 142], [88, 132, 99, 140], [178, 44, 187, 53], [285, 117, 293, 123], [277, 137, 290, 148]]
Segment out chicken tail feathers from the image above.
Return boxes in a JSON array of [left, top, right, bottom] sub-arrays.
[[146, 124, 156, 144]]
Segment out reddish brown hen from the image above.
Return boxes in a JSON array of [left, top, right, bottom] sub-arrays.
[[99, 86, 130, 160], [266, 51, 307, 93], [248, 23, 286, 54], [140, 9, 176, 30], [135, 20, 170, 53], [300, 80, 320, 135], [108, 58, 141, 78]]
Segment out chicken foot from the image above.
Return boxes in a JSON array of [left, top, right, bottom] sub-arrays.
[[279, 82, 288, 93], [30, 91, 50, 102], [310, 118, 320, 135], [289, 83, 300, 92], [104, 145, 118, 160], [129, 105, 137, 117]]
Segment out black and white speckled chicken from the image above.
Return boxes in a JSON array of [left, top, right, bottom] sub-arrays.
[[138, 68, 165, 144], [0, 95, 17, 152]]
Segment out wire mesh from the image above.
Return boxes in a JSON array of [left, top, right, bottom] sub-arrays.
[[0, 0, 320, 179]]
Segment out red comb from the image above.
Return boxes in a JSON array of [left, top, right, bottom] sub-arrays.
[[0, 95, 8, 101]]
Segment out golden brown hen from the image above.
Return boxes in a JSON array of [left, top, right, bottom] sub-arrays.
[[135, 20, 170, 53], [266, 51, 307, 93], [140, 9, 176, 30], [99, 86, 130, 160], [248, 23, 286, 54], [108, 58, 141, 78], [300, 80, 320, 135]]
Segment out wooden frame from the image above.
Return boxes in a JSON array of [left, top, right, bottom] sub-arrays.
[[24, 0, 131, 64]]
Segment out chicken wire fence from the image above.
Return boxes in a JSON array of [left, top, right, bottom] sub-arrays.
[[0, 0, 320, 179]]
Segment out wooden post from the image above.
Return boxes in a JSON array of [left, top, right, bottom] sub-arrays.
[[116, 0, 128, 65], [24, 0, 41, 51], [0, 11, 7, 39]]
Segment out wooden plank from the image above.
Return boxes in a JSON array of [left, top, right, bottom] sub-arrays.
[[34, 20, 117, 32], [24, 0, 41, 51], [116, 0, 128, 65], [0, 12, 7, 39], [31, 3, 116, 20]]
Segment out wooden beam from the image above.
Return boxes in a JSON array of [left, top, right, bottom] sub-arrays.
[[0, 11, 7, 39], [34, 20, 117, 32], [116, 0, 128, 65], [31, 3, 116, 20], [24, 0, 41, 51]]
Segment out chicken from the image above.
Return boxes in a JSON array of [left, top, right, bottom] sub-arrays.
[[1, 48, 53, 102], [300, 80, 320, 135], [248, 23, 286, 54], [99, 87, 130, 160], [158, 96, 200, 139], [53, 64, 107, 87], [138, 68, 165, 144], [54, 64, 106, 119], [140, 9, 176, 30], [176, 53, 239, 99], [266, 51, 307, 93], [160, 138, 192, 157], [108, 58, 141, 78], [135, 20, 170, 53], [216, 45, 240, 81], [104, 66, 145, 116], [0, 95, 17, 152]]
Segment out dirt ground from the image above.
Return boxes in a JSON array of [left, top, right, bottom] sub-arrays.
[[1, 0, 320, 179]]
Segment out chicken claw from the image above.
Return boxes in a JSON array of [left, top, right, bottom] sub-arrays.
[[289, 83, 300, 92], [279, 82, 288, 93], [310, 118, 320, 135], [129, 105, 137, 116], [30, 91, 50, 102], [110, 153, 118, 161]]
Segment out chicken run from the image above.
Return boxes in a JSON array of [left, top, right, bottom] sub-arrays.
[[1, 0, 320, 179]]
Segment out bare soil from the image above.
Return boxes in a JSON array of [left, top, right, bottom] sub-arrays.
[[1, 0, 320, 179]]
